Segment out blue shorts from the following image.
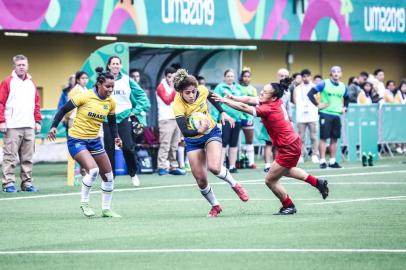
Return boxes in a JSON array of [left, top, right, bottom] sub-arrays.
[[185, 126, 222, 153], [67, 136, 105, 157], [241, 119, 254, 128]]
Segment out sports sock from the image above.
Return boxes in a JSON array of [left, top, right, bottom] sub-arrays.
[[329, 158, 336, 165], [320, 158, 326, 164], [246, 144, 255, 165], [215, 166, 237, 187], [101, 172, 114, 210], [81, 168, 99, 203], [281, 195, 293, 208], [200, 185, 219, 206], [305, 175, 318, 187], [178, 146, 185, 168], [265, 163, 271, 169]]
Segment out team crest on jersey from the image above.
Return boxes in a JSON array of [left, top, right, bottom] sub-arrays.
[[103, 105, 108, 110]]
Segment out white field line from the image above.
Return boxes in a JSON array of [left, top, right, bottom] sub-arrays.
[[308, 195, 406, 205], [0, 169, 405, 202], [0, 248, 406, 255]]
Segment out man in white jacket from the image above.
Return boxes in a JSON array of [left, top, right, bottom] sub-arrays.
[[0, 55, 42, 192]]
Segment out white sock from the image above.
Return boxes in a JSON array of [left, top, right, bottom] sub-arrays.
[[246, 144, 255, 165], [81, 168, 99, 203], [200, 185, 219, 206], [320, 158, 326, 164], [215, 166, 237, 187], [329, 158, 336, 165], [101, 172, 114, 210], [178, 146, 185, 168]]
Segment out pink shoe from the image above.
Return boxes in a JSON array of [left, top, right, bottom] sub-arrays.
[[248, 164, 257, 169], [232, 183, 250, 202], [207, 205, 222, 218]]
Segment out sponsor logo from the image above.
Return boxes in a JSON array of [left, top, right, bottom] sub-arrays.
[[364, 6, 405, 33], [88, 112, 106, 120], [162, 0, 215, 26]]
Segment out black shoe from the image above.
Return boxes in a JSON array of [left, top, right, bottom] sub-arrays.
[[362, 153, 368, 167], [264, 167, 270, 173], [320, 162, 327, 169], [229, 167, 238, 173], [273, 204, 297, 215], [316, 179, 329, 200], [328, 162, 342, 169], [367, 153, 374, 166]]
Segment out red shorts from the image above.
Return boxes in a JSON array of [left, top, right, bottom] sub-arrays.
[[275, 138, 302, 168]]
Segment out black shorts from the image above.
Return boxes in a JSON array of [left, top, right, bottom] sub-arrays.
[[319, 112, 341, 140], [222, 121, 241, 147]]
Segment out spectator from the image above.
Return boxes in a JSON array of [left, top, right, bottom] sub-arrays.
[[293, 69, 319, 163], [197, 76, 206, 86], [358, 71, 369, 87], [156, 67, 185, 176], [394, 80, 406, 154], [357, 81, 374, 104], [64, 71, 89, 128], [347, 76, 360, 103], [373, 68, 386, 101], [313, 75, 323, 85], [129, 68, 141, 84], [288, 72, 302, 103], [212, 69, 243, 173], [0, 55, 42, 192], [384, 80, 397, 103], [104, 56, 151, 186], [239, 68, 257, 169], [308, 66, 349, 169]]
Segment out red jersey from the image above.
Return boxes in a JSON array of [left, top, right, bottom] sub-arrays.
[[254, 99, 299, 147]]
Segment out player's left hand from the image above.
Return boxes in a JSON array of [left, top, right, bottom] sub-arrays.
[[221, 112, 235, 128], [115, 137, 122, 148]]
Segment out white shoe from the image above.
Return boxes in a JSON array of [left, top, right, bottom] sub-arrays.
[[131, 175, 140, 187], [298, 156, 304, 164], [311, 155, 319, 163], [396, 147, 403, 154]]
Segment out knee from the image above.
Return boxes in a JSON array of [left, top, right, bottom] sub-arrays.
[[88, 167, 99, 178], [265, 174, 276, 185], [208, 165, 221, 176]]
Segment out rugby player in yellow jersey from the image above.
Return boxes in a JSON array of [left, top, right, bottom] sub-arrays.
[[48, 67, 122, 218], [172, 69, 250, 218]]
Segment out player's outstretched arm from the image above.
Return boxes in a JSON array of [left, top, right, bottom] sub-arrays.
[[222, 98, 254, 115], [227, 95, 258, 105], [48, 100, 76, 140]]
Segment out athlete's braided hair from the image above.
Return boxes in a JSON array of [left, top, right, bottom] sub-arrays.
[[173, 69, 198, 92], [94, 67, 114, 89], [271, 77, 292, 99]]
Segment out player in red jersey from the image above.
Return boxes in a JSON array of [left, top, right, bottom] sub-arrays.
[[214, 78, 329, 215]]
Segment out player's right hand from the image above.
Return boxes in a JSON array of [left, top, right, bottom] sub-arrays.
[[47, 127, 57, 141]]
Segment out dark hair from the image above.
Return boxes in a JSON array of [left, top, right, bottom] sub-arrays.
[[348, 76, 355, 85], [292, 72, 301, 79], [301, 69, 311, 76], [130, 68, 140, 75], [314, 74, 323, 80], [239, 69, 251, 84], [363, 81, 373, 91], [170, 63, 182, 70], [173, 69, 198, 92], [373, 68, 384, 76], [386, 80, 395, 87], [94, 67, 114, 89], [359, 71, 369, 78], [197, 76, 205, 81], [75, 71, 88, 84], [164, 67, 177, 76], [224, 69, 234, 77], [399, 80, 406, 91], [105, 56, 121, 72], [271, 77, 292, 100]]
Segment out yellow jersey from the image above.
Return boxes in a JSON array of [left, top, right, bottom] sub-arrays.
[[69, 90, 116, 139], [173, 85, 216, 138]]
